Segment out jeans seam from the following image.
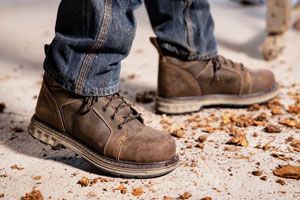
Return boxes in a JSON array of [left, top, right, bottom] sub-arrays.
[[75, 0, 113, 95], [184, 0, 197, 59]]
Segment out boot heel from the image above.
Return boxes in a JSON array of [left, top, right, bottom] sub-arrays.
[[28, 122, 60, 147], [156, 97, 203, 114]]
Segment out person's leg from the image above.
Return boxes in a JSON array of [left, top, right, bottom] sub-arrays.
[[44, 0, 139, 96], [145, 0, 279, 114], [29, 0, 178, 178], [144, 0, 217, 61]]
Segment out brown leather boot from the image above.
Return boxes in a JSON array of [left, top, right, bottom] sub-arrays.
[[150, 38, 279, 114], [28, 74, 178, 178]]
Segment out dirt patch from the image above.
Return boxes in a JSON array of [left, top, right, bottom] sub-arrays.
[[21, 189, 44, 200]]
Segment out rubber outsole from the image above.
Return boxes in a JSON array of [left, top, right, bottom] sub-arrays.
[[28, 117, 179, 179], [156, 84, 280, 115]]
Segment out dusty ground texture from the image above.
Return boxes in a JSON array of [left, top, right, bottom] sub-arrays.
[[1, 0, 300, 200]]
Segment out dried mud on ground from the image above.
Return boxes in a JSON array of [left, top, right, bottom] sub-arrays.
[[1, 83, 300, 199]]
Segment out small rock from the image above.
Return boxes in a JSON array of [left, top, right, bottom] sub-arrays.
[[132, 187, 144, 197], [226, 134, 249, 147], [251, 170, 263, 176], [169, 127, 186, 138], [195, 143, 205, 150], [290, 140, 300, 150], [273, 165, 300, 180], [32, 176, 42, 181], [280, 119, 298, 128], [271, 107, 283, 115], [21, 189, 44, 200], [200, 197, 212, 200], [113, 184, 127, 194], [260, 176, 267, 181], [287, 105, 300, 114], [77, 177, 90, 187], [270, 153, 292, 161], [197, 135, 208, 143], [10, 164, 24, 170], [179, 192, 192, 199], [275, 179, 286, 186], [264, 124, 281, 133]]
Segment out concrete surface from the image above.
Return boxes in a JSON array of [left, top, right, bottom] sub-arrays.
[[0, 0, 300, 199]]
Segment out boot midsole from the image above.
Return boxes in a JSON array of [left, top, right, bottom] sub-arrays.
[[156, 84, 279, 114]]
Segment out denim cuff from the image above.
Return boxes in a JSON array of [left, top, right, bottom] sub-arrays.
[[44, 65, 119, 97], [159, 42, 218, 61]]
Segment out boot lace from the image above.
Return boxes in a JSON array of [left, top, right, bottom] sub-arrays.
[[211, 55, 245, 81], [81, 93, 142, 129]]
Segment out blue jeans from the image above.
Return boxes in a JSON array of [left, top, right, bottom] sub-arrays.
[[44, 0, 217, 96]]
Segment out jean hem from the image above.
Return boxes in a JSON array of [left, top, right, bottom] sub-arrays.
[[187, 49, 218, 61], [160, 42, 218, 61], [44, 66, 119, 97]]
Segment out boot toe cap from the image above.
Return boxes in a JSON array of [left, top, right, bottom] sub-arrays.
[[119, 127, 176, 163], [250, 69, 277, 93]]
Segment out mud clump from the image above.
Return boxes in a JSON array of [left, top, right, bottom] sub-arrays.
[[264, 124, 281, 133], [252, 170, 263, 176], [273, 165, 300, 180], [131, 187, 144, 197], [77, 177, 109, 187], [179, 192, 192, 199], [226, 134, 249, 147], [21, 189, 44, 200]]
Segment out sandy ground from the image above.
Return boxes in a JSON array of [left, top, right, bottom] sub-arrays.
[[0, 0, 300, 199]]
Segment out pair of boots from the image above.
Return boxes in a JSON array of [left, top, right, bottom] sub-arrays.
[[28, 38, 278, 178]]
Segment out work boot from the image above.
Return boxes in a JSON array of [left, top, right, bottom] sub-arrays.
[[28, 74, 178, 178], [150, 38, 279, 114]]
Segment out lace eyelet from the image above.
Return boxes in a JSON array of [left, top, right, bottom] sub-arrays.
[[111, 116, 115, 121], [102, 107, 107, 112]]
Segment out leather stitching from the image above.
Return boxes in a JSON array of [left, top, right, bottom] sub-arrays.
[[116, 131, 128, 161]]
